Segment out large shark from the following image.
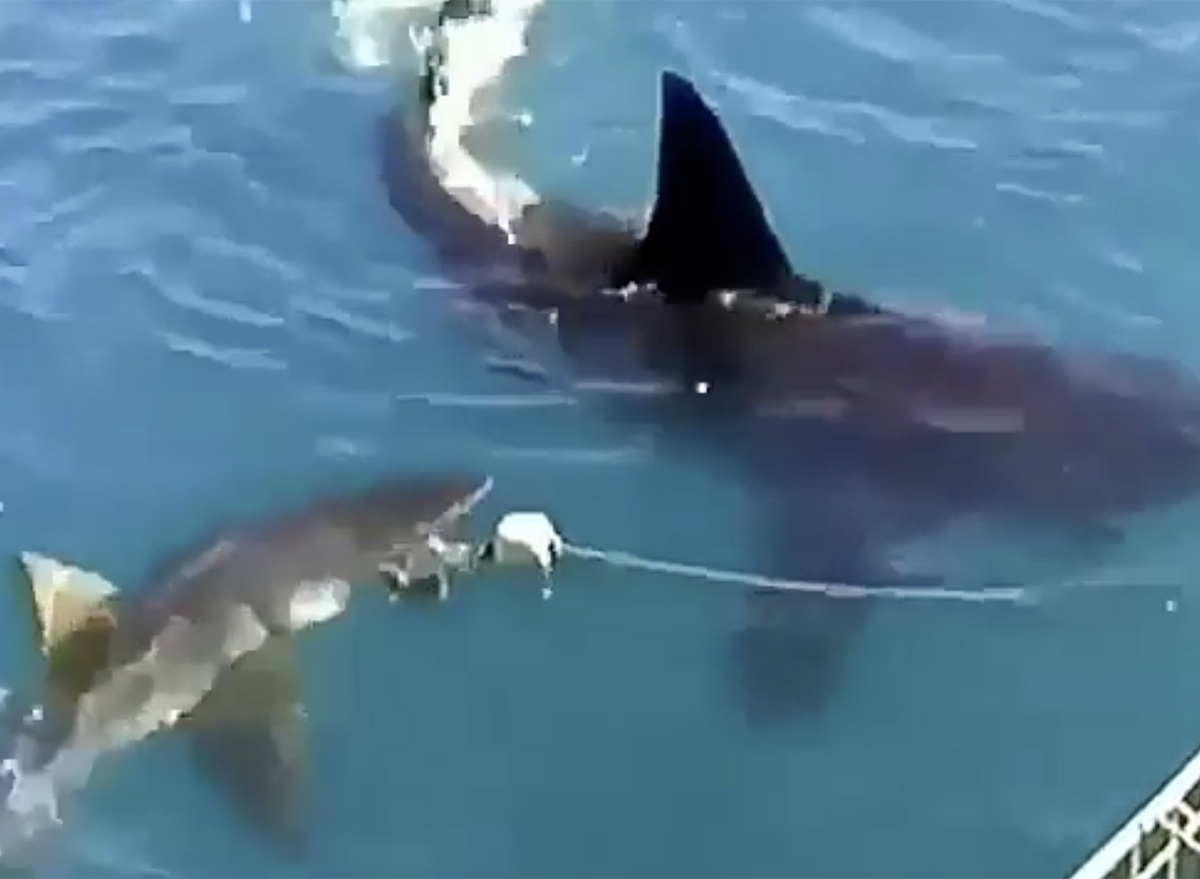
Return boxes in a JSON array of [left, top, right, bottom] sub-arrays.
[[2, 472, 491, 859], [377, 11, 1200, 716]]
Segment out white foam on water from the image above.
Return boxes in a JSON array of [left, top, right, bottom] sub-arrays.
[[331, 0, 443, 72], [0, 688, 154, 870], [422, 11, 543, 231], [0, 736, 167, 874], [0, 689, 76, 868], [332, 0, 550, 228]]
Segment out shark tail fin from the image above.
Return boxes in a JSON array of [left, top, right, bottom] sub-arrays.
[[627, 70, 794, 300], [17, 552, 119, 703]]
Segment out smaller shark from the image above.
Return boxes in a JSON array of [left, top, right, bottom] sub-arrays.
[[2, 472, 492, 860]]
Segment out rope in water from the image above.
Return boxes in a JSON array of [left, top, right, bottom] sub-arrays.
[[458, 512, 1180, 610], [559, 543, 1030, 605]]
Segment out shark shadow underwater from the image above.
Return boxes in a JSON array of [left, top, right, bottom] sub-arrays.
[[0, 472, 491, 862], [376, 39, 1200, 719]]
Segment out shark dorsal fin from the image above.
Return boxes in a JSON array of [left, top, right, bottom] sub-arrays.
[[18, 552, 119, 706], [629, 70, 794, 301]]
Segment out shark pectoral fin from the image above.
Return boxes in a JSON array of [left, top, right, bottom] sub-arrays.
[[627, 71, 794, 299], [17, 552, 119, 656], [730, 499, 881, 724], [183, 637, 306, 854]]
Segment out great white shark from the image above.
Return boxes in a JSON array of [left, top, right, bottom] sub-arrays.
[[377, 11, 1200, 717], [0, 472, 490, 859]]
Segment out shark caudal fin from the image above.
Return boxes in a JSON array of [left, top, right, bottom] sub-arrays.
[[16, 553, 119, 708], [624, 71, 794, 301]]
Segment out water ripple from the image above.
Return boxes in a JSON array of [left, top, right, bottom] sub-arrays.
[[995, 180, 1084, 207], [486, 442, 650, 465], [805, 4, 952, 67], [716, 73, 866, 143], [157, 330, 286, 373], [157, 277, 287, 330], [396, 391, 576, 409], [1003, 0, 1101, 35], [1124, 16, 1200, 56], [293, 296, 412, 345], [715, 78, 981, 162]]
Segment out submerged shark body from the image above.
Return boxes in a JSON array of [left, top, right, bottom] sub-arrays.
[[379, 20, 1200, 716], [7, 473, 489, 856]]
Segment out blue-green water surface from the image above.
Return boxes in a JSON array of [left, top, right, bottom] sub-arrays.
[[2, 1, 1200, 876]]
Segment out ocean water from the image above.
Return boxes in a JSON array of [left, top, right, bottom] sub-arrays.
[[2, 0, 1200, 875]]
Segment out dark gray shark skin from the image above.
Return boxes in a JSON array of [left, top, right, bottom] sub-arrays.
[[378, 55, 1200, 719], [24, 472, 487, 854]]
